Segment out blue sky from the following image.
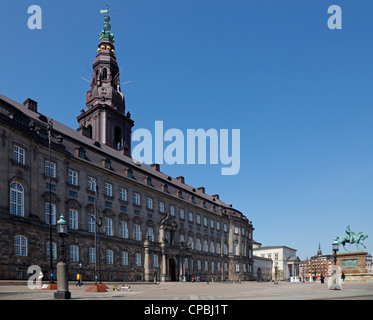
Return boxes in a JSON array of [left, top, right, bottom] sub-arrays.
[[1, 0, 372, 259]]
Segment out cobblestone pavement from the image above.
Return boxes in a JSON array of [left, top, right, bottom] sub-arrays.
[[0, 281, 373, 300]]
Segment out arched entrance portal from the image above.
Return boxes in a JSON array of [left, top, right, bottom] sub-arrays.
[[169, 258, 176, 281]]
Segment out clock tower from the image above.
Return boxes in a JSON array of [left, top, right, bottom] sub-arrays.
[[77, 7, 134, 157]]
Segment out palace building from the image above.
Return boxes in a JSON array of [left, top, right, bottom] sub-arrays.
[[0, 11, 254, 282]]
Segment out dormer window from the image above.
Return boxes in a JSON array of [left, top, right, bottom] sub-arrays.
[[104, 158, 111, 169], [78, 147, 86, 159], [146, 177, 152, 186], [127, 168, 133, 178], [39, 129, 47, 140]]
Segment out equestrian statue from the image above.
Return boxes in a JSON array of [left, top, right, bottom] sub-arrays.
[[334, 225, 368, 252]]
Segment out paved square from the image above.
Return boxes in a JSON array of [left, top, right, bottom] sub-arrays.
[[0, 281, 372, 300]]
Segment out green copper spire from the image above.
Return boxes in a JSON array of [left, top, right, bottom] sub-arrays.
[[99, 5, 115, 43]]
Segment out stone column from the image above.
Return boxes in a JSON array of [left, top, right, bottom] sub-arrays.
[[161, 250, 167, 282], [144, 235, 151, 282]]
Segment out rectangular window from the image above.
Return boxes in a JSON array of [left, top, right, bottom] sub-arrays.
[[146, 197, 153, 209], [159, 201, 165, 213], [179, 209, 184, 219], [88, 176, 96, 192], [197, 239, 201, 251], [45, 161, 56, 178], [106, 250, 114, 264], [13, 145, 25, 164], [121, 252, 128, 265], [68, 170, 78, 186], [135, 253, 141, 266], [188, 212, 193, 222], [88, 214, 95, 233], [153, 254, 159, 267], [70, 245, 79, 262], [134, 192, 141, 205], [105, 183, 112, 197], [147, 227, 154, 241], [14, 236, 27, 256], [120, 188, 127, 201], [134, 224, 141, 241], [69, 191, 77, 197], [105, 218, 113, 236], [203, 217, 208, 227], [68, 209, 78, 230], [170, 205, 175, 216], [45, 203, 56, 225], [89, 248, 95, 264], [46, 242, 57, 260], [235, 263, 240, 272], [120, 221, 128, 238], [204, 240, 208, 252], [188, 237, 194, 249]]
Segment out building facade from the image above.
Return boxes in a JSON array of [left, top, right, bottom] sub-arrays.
[[0, 11, 254, 282], [299, 244, 332, 281], [253, 242, 299, 280]]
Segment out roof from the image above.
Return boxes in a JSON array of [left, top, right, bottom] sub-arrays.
[[253, 245, 297, 252]]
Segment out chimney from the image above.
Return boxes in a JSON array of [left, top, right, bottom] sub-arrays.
[[176, 176, 185, 184], [212, 194, 220, 200], [23, 98, 38, 112], [150, 163, 160, 172], [197, 187, 205, 193]]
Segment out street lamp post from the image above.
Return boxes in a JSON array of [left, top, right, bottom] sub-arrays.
[[54, 214, 71, 300], [274, 266, 278, 284], [332, 240, 339, 265]]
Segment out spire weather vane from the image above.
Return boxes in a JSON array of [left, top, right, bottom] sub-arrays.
[[100, 4, 114, 15]]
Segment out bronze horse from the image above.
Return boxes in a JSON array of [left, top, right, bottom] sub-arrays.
[[334, 225, 368, 251]]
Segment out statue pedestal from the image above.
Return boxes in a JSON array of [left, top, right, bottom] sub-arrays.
[[337, 251, 368, 275]]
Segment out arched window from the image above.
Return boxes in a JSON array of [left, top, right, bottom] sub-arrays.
[[102, 68, 108, 80], [14, 235, 27, 256], [87, 125, 93, 139], [10, 182, 24, 217], [114, 127, 121, 149]]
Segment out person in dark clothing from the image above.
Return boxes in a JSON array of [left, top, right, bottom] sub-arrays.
[[320, 274, 325, 283]]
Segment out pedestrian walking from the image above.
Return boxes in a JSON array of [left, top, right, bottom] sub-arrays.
[[320, 274, 324, 284], [341, 272, 345, 285], [76, 273, 81, 287]]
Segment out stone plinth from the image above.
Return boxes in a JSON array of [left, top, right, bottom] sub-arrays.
[[336, 251, 368, 274]]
